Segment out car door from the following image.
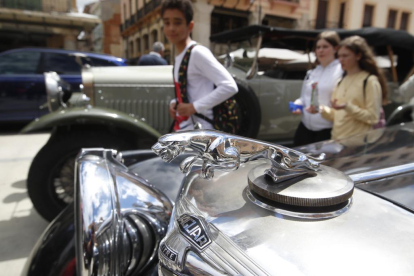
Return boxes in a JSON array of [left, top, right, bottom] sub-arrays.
[[42, 52, 83, 92], [0, 50, 44, 122]]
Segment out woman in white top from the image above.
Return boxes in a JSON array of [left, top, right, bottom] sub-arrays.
[[292, 31, 343, 146]]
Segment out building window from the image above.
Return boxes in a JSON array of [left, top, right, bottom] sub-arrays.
[[262, 15, 296, 28], [387, 9, 397, 28], [362, 4, 374, 27], [152, 30, 158, 44], [130, 41, 134, 57], [136, 38, 141, 53], [129, 0, 133, 17], [211, 8, 248, 35], [143, 35, 149, 51], [315, 0, 328, 29], [400, 12, 410, 31], [338, 2, 346, 28]]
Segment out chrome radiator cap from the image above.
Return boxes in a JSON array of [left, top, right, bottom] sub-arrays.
[[248, 163, 354, 207]]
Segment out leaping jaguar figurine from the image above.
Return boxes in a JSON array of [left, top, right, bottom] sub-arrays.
[[152, 130, 325, 183]]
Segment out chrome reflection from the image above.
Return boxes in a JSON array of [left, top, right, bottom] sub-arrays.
[[350, 163, 414, 184], [245, 187, 353, 220], [152, 130, 325, 183], [75, 148, 173, 276], [45, 72, 71, 111]]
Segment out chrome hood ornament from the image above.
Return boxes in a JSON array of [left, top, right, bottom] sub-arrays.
[[152, 130, 325, 183]]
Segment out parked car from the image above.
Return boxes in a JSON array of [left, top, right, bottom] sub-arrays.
[[0, 47, 126, 123], [21, 27, 414, 222], [22, 122, 414, 276]]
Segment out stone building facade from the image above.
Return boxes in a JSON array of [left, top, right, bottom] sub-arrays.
[[0, 0, 99, 52], [120, 0, 309, 63], [120, 0, 413, 63], [85, 0, 123, 57], [309, 0, 413, 34]]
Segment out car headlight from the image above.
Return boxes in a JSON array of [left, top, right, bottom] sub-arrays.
[[74, 148, 173, 276], [44, 72, 73, 111]]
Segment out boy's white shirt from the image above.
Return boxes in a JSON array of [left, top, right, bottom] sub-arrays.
[[173, 41, 238, 130]]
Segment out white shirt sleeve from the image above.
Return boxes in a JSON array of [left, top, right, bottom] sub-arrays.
[[190, 46, 238, 113]]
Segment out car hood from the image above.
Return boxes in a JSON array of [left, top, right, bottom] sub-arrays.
[[295, 122, 414, 174], [171, 159, 414, 275], [296, 122, 414, 212]]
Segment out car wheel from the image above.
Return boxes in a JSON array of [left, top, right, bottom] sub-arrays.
[[235, 80, 261, 138], [27, 130, 134, 221]]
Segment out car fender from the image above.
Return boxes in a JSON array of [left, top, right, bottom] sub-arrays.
[[386, 102, 414, 126], [20, 106, 161, 140]]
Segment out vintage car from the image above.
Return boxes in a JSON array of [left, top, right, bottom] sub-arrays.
[[21, 26, 414, 222], [22, 121, 414, 276]]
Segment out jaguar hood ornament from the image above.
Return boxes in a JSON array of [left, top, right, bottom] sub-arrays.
[[152, 130, 325, 183]]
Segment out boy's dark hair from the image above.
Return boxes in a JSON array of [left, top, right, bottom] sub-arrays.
[[161, 0, 193, 25]]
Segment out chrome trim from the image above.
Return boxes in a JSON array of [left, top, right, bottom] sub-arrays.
[[95, 84, 175, 88], [246, 34, 262, 80], [245, 187, 353, 220], [75, 148, 172, 276], [152, 130, 325, 184], [81, 69, 95, 105], [350, 163, 414, 184], [44, 72, 68, 111]]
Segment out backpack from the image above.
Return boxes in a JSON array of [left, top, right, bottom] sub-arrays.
[[174, 44, 241, 134], [338, 74, 385, 129]]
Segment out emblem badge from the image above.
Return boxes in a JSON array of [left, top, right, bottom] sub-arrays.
[[177, 214, 212, 250], [160, 243, 178, 262]]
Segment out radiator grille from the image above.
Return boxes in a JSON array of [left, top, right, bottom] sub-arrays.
[[104, 98, 172, 134]]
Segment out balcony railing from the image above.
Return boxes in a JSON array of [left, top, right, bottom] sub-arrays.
[[308, 19, 339, 29], [143, 0, 162, 16], [136, 9, 144, 21]]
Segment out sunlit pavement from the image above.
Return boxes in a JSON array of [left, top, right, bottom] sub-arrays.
[[0, 133, 50, 275]]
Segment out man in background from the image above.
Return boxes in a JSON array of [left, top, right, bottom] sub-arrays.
[[137, 41, 168, 65]]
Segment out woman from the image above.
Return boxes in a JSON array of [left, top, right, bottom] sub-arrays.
[[320, 36, 387, 140], [293, 31, 343, 146]]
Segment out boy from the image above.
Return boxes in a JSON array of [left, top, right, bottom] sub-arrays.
[[161, 0, 238, 131]]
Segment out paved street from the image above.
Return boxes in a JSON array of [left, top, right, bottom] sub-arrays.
[[0, 132, 50, 275]]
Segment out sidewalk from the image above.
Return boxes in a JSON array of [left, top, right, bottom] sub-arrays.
[[0, 133, 50, 275]]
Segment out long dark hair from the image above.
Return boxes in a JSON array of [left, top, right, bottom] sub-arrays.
[[339, 36, 388, 103]]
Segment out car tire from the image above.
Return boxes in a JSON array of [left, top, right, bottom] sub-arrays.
[[27, 130, 134, 221], [234, 80, 261, 138]]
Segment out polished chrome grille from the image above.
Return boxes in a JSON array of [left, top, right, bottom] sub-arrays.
[[104, 98, 172, 134]]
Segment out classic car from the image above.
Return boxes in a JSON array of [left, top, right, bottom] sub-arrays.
[[22, 121, 414, 276], [0, 47, 126, 123], [21, 26, 414, 222]]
